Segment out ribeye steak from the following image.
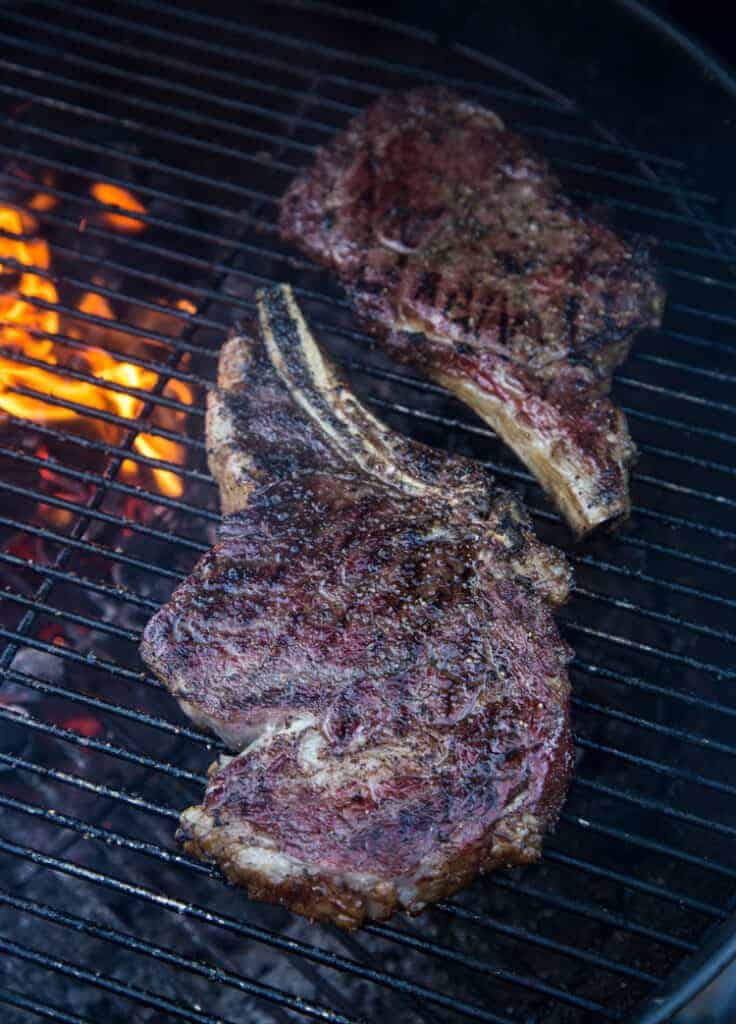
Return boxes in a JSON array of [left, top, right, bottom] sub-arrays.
[[280, 87, 665, 537], [140, 284, 574, 928]]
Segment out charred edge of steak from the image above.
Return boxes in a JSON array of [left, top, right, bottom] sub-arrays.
[[176, 711, 573, 930], [177, 802, 552, 930]]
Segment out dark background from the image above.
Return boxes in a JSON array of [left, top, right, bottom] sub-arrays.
[[343, 0, 736, 225], [659, 0, 733, 62], [356, 0, 734, 67]]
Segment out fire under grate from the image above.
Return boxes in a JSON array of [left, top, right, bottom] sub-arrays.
[[0, 3, 734, 1023]]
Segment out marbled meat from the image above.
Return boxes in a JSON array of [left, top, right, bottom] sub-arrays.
[[280, 87, 665, 537], [140, 284, 574, 929]]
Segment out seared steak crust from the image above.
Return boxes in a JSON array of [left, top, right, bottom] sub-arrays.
[[280, 87, 665, 536], [141, 285, 573, 929]]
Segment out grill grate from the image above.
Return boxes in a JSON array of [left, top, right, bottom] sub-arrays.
[[0, 2, 734, 1022]]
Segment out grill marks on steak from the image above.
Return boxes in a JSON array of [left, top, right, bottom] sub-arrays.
[[279, 87, 666, 537], [140, 285, 573, 929]]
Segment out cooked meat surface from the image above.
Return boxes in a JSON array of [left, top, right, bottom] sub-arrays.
[[280, 87, 665, 537], [141, 284, 574, 929]]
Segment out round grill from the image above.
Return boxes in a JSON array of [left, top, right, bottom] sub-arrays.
[[0, 3, 733, 1023]]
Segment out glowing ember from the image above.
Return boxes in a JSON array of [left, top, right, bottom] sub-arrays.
[[0, 197, 193, 501], [90, 183, 147, 234], [36, 445, 79, 529], [28, 192, 58, 213], [62, 715, 103, 738], [27, 171, 58, 213]]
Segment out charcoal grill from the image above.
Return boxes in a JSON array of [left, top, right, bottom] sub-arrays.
[[0, 2, 734, 1022]]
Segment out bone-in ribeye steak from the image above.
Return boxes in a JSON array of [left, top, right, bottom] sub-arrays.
[[280, 87, 665, 537], [140, 285, 574, 929]]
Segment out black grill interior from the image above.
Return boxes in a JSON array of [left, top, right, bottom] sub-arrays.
[[0, 3, 734, 1023]]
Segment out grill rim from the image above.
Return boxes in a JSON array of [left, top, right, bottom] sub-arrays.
[[601, 7, 736, 1019], [1, 0, 735, 1020]]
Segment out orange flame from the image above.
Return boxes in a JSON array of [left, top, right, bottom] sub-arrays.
[[90, 183, 147, 234], [0, 198, 193, 500]]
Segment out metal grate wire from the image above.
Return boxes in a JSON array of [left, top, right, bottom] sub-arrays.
[[0, 2, 734, 1022]]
